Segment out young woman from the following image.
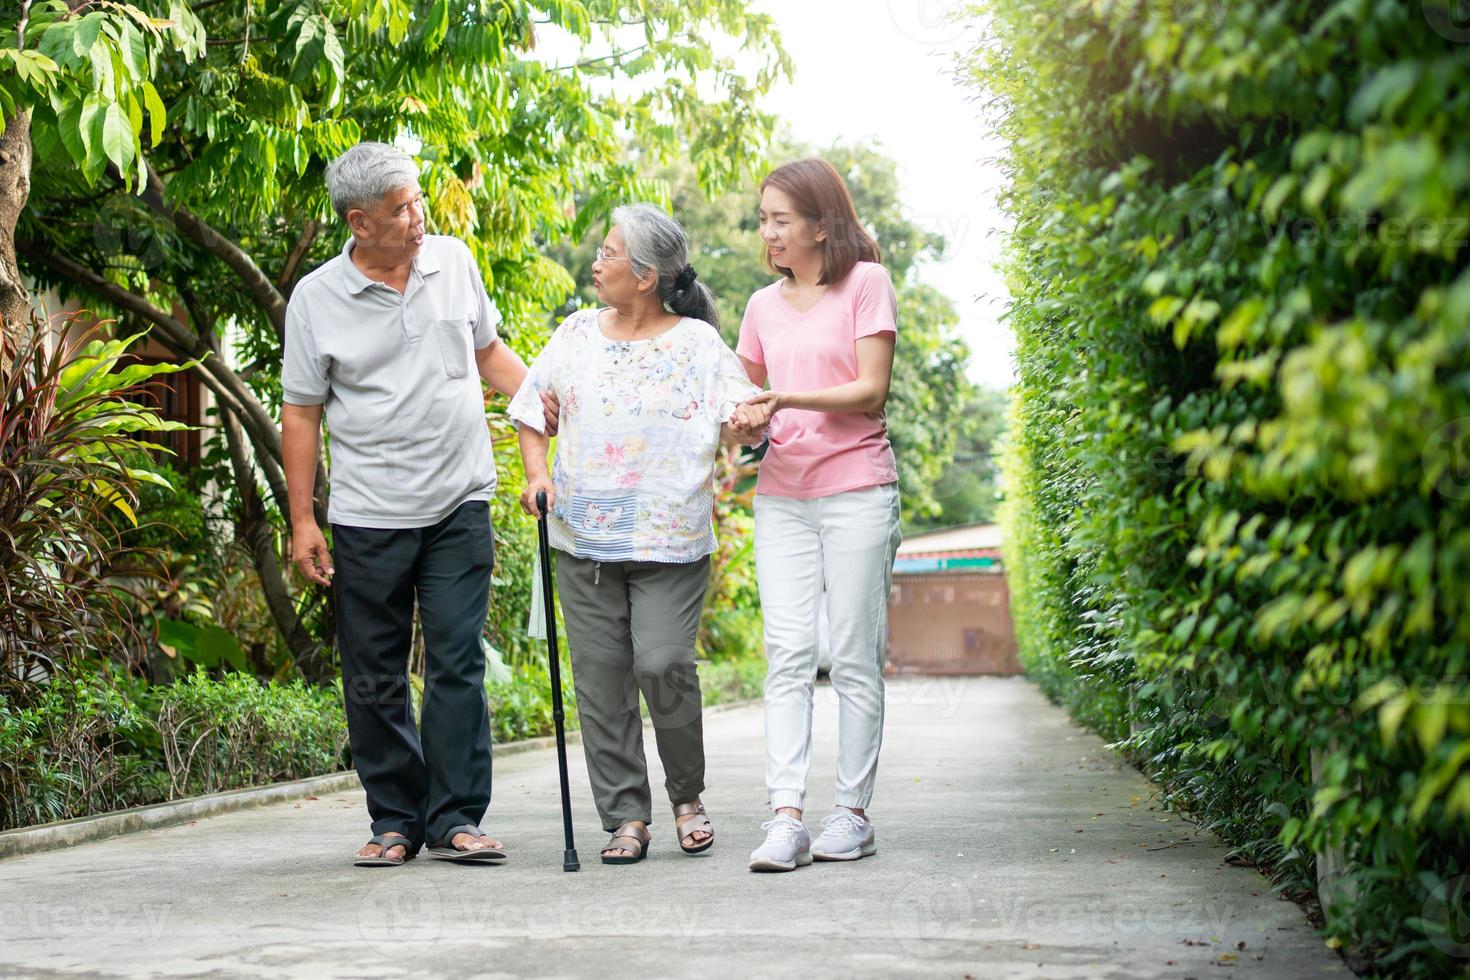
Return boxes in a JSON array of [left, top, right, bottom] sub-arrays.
[[510, 204, 759, 864], [734, 159, 903, 873]]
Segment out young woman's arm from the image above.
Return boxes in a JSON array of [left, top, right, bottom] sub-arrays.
[[737, 333, 895, 426], [739, 355, 768, 389]]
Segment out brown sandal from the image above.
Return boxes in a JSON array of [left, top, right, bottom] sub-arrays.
[[353, 833, 414, 868], [673, 801, 714, 854], [601, 822, 651, 865]]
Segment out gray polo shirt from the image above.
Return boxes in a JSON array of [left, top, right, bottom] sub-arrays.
[[282, 235, 501, 529]]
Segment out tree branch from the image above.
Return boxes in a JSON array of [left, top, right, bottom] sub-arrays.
[[218, 352, 318, 666], [176, 284, 293, 519], [138, 164, 289, 340], [277, 219, 320, 297], [16, 1, 32, 50], [549, 41, 656, 73]]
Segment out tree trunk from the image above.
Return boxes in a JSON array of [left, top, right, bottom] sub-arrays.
[[219, 397, 320, 669], [0, 111, 33, 345]]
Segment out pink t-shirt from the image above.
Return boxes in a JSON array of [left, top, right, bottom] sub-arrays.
[[737, 261, 899, 498]]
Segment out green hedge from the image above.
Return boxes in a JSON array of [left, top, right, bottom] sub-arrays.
[[0, 669, 347, 831], [966, 0, 1470, 972]]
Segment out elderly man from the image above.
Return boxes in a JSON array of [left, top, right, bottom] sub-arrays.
[[281, 141, 550, 867]]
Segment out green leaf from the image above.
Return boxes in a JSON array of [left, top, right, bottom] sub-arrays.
[[52, 95, 86, 166], [100, 100, 133, 173], [73, 11, 105, 59], [156, 617, 199, 660], [142, 80, 165, 146], [77, 91, 105, 170], [87, 32, 114, 97], [36, 21, 76, 66], [197, 625, 247, 671], [321, 24, 346, 108]]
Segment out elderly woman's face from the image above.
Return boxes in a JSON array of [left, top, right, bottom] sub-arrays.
[[591, 226, 649, 306], [350, 183, 426, 256]]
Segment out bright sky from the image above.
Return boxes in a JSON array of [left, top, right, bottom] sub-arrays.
[[536, 0, 1016, 390], [752, 0, 1015, 391]]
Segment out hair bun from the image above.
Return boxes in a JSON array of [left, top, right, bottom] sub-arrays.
[[673, 264, 698, 291]]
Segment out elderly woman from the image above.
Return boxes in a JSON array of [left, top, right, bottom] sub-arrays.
[[509, 204, 759, 864]]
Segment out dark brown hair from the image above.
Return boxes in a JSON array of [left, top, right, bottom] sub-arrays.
[[759, 158, 882, 285]]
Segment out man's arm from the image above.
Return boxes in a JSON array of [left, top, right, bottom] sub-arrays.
[[282, 403, 333, 586], [477, 339, 559, 433], [475, 339, 528, 398]]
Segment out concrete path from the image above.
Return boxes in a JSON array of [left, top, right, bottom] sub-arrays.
[[1, 677, 1349, 979]]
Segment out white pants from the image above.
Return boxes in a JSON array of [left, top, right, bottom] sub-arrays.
[[754, 483, 902, 812]]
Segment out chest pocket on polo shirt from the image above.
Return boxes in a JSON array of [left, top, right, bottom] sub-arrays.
[[435, 316, 470, 378]]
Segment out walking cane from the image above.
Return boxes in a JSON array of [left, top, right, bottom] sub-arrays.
[[536, 490, 581, 872]]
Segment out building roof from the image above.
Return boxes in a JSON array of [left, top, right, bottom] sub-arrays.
[[894, 523, 1004, 574], [897, 523, 1003, 558]]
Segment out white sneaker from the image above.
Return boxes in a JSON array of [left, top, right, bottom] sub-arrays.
[[811, 808, 877, 861], [748, 815, 812, 872]]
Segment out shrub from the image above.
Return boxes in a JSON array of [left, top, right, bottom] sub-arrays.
[[0, 665, 346, 831], [966, 0, 1470, 972], [154, 669, 348, 797], [0, 319, 190, 688], [0, 670, 164, 830]]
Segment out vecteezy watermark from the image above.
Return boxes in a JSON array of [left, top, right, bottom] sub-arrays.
[[813, 674, 974, 720], [20, 901, 173, 940], [887, 0, 967, 46], [92, 194, 170, 272], [1424, 0, 1470, 42], [889, 874, 977, 957], [1423, 417, 1470, 501], [1422, 875, 1470, 957], [1168, 0, 1229, 30], [357, 888, 707, 946], [356, 878, 444, 948], [887, 876, 1238, 958], [1153, 187, 1241, 264]]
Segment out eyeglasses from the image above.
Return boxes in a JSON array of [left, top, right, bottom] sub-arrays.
[[595, 247, 630, 263]]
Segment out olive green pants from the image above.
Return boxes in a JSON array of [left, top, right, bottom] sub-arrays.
[[556, 552, 710, 832]]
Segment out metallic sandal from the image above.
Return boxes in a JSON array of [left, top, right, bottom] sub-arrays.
[[673, 801, 714, 854]]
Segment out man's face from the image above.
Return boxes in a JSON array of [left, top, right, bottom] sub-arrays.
[[350, 184, 426, 256]]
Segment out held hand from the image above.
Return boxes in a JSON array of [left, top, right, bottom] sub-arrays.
[[520, 475, 556, 518], [291, 523, 334, 587], [541, 389, 561, 436], [735, 393, 782, 431], [721, 420, 767, 447], [736, 390, 781, 430], [735, 423, 769, 447]]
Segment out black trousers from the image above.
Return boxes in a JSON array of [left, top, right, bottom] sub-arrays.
[[331, 500, 494, 847]]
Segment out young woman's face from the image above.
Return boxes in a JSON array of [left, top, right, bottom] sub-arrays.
[[591, 226, 648, 306], [758, 186, 824, 270]]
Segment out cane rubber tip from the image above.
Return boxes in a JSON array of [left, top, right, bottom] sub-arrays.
[[564, 849, 580, 872]]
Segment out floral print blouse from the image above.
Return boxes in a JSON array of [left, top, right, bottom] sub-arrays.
[[508, 309, 759, 563]]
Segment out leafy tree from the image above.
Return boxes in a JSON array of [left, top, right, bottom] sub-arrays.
[[17, 1, 788, 672], [0, 1, 204, 333], [912, 387, 1005, 531]]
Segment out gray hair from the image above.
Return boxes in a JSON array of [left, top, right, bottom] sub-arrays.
[[611, 203, 719, 329], [324, 142, 420, 222]]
